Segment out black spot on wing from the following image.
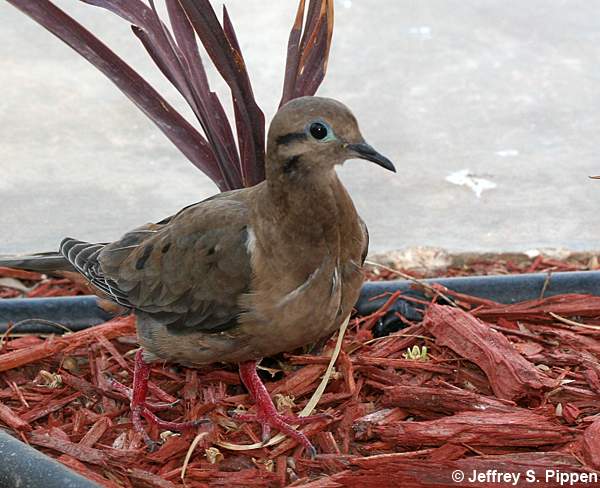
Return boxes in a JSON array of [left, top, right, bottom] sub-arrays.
[[276, 132, 306, 146], [135, 244, 153, 270]]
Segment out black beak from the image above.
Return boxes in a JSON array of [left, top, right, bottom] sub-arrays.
[[346, 143, 396, 172]]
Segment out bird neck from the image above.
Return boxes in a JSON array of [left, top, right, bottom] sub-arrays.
[[252, 162, 362, 293], [258, 166, 359, 259], [265, 165, 339, 211], [258, 153, 359, 261]]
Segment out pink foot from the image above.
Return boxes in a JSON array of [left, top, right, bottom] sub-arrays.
[[236, 360, 328, 457], [110, 349, 205, 449]]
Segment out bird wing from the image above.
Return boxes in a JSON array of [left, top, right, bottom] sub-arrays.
[[60, 190, 253, 333]]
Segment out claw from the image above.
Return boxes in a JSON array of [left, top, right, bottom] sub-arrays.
[[145, 438, 160, 453], [261, 423, 271, 443]]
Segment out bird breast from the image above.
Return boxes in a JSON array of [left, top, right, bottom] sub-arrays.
[[233, 172, 366, 357]]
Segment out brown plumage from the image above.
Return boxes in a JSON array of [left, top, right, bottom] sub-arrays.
[[34, 96, 395, 453]]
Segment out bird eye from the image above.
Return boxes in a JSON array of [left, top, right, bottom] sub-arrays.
[[309, 122, 329, 140]]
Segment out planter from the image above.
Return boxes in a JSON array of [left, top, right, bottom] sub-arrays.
[[1, 270, 600, 485], [0, 429, 97, 487]]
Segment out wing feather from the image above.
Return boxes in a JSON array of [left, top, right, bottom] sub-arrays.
[[60, 190, 253, 332]]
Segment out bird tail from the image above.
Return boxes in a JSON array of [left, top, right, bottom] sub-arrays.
[[0, 251, 74, 273], [0, 238, 108, 276]]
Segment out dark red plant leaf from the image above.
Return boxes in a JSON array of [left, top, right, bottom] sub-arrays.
[[165, 0, 242, 187], [83, 0, 198, 110], [130, 26, 180, 90], [280, 0, 334, 107], [142, 0, 244, 189], [7, 0, 225, 189], [296, 0, 333, 97], [221, 6, 265, 187], [84, 0, 244, 190], [179, 0, 266, 187], [280, 0, 305, 107], [296, 12, 331, 96]]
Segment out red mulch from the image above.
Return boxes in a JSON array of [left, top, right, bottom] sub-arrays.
[[1, 255, 600, 487]]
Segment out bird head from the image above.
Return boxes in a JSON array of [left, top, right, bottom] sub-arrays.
[[266, 96, 395, 178]]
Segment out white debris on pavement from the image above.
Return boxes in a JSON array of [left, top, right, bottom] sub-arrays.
[[445, 169, 497, 198], [495, 149, 520, 157]]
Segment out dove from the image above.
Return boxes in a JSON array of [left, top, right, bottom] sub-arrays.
[[1, 96, 395, 455]]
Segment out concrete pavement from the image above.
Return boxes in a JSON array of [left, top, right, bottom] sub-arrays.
[[1, 0, 599, 254]]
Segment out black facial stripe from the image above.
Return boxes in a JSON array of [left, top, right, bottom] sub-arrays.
[[283, 155, 301, 174], [276, 132, 307, 146]]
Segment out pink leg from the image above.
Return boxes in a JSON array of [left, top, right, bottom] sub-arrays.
[[125, 350, 204, 449], [105, 376, 177, 412], [237, 360, 328, 457]]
